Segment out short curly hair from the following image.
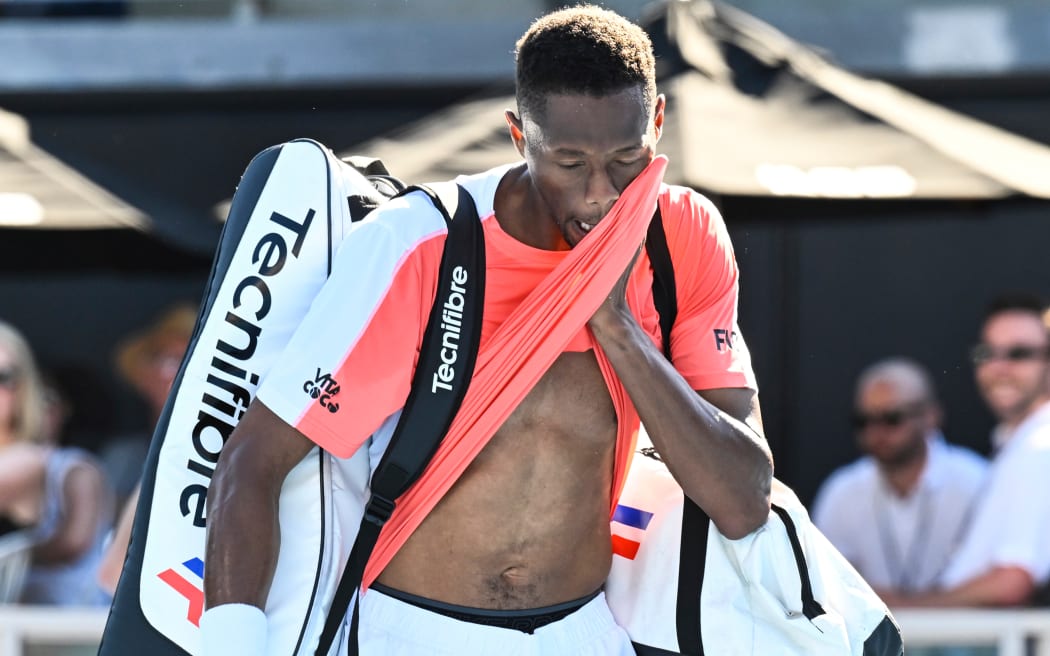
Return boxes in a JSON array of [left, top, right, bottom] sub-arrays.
[[515, 5, 656, 121]]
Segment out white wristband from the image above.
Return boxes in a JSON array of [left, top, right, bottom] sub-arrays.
[[200, 603, 268, 656]]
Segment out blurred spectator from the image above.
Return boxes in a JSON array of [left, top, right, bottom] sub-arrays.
[[884, 293, 1050, 607], [40, 363, 115, 455], [812, 357, 987, 595], [97, 483, 136, 595], [0, 319, 114, 606], [99, 303, 195, 509], [96, 303, 195, 595]]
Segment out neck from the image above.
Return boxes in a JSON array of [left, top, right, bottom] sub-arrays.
[[493, 165, 566, 251], [881, 442, 928, 497], [1001, 395, 1050, 433]]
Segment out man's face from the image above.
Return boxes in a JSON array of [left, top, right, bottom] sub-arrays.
[[512, 86, 663, 249], [140, 336, 188, 414], [974, 310, 1050, 426], [854, 379, 932, 469]]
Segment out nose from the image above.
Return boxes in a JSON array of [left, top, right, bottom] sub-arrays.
[[585, 168, 620, 214]]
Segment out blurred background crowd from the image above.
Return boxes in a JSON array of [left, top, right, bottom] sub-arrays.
[[0, 0, 1049, 653]]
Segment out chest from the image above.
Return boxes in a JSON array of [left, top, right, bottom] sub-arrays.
[[481, 351, 617, 459], [478, 247, 662, 354]]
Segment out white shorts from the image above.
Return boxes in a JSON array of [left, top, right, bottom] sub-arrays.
[[357, 587, 635, 655]]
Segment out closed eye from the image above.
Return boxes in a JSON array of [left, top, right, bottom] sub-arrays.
[[557, 162, 584, 169]]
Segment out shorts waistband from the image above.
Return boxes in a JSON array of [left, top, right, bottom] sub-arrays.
[[368, 583, 601, 634]]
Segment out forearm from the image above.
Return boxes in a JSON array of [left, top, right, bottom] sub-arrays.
[[590, 309, 772, 538], [884, 567, 1035, 608], [204, 458, 282, 609], [35, 466, 106, 565]]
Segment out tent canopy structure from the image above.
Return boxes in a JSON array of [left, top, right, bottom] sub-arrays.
[[0, 107, 148, 231], [351, 0, 1050, 201], [0, 107, 218, 271]]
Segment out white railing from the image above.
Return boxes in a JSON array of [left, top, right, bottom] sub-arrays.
[[0, 606, 107, 656], [0, 606, 1048, 655], [893, 608, 1050, 656]]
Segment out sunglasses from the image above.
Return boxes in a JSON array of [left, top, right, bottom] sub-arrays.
[[852, 404, 925, 430], [970, 344, 1049, 366], [0, 368, 20, 389]]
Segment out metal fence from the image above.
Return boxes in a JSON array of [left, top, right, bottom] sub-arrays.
[[0, 606, 1049, 656]]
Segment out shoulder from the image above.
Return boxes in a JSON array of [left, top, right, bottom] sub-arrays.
[[453, 163, 516, 219], [48, 447, 106, 482], [333, 188, 454, 276], [658, 184, 726, 236], [656, 184, 736, 274], [816, 458, 878, 503], [1021, 412, 1050, 452], [1000, 414, 1050, 468], [940, 442, 989, 477], [931, 443, 988, 498], [360, 188, 450, 239], [360, 164, 512, 244]]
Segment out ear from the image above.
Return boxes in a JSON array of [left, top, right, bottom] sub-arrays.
[[652, 94, 666, 144], [505, 110, 526, 157], [927, 402, 944, 431]]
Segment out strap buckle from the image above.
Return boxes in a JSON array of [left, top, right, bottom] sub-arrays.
[[364, 493, 396, 527]]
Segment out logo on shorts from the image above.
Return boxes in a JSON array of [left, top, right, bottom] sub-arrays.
[[611, 504, 654, 560], [303, 368, 340, 413], [158, 557, 204, 627]]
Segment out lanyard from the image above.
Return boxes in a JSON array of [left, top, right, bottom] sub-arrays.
[[875, 482, 934, 593]]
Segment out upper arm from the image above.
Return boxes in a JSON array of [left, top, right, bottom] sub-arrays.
[[37, 461, 110, 564], [98, 484, 139, 594], [661, 189, 756, 392], [254, 203, 444, 459], [213, 400, 317, 496], [63, 463, 109, 550]]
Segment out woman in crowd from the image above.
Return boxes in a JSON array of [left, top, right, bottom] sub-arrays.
[[0, 319, 114, 606]]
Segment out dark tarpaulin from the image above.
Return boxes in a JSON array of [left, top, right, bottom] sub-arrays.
[[351, 0, 1050, 201], [0, 106, 217, 272]]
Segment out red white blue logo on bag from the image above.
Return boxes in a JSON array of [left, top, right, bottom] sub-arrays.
[[158, 557, 205, 627], [611, 504, 653, 560]]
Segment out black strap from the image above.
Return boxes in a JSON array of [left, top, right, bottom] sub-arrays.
[[314, 182, 485, 656], [674, 498, 708, 655], [645, 205, 676, 361], [650, 208, 835, 649], [646, 204, 707, 656], [770, 504, 826, 620]]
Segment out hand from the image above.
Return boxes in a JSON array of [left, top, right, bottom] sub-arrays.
[[588, 243, 644, 333], [871, 586, 908, 608]]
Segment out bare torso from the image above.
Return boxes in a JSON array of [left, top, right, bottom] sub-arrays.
[[376, 350, 617, 609]]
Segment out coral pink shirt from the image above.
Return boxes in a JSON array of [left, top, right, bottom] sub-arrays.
[[257, 163, 755, 587]]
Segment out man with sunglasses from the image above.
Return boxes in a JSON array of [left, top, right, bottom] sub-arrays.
[[882, 293, 1050, 608], [812, 358, 988, 596]]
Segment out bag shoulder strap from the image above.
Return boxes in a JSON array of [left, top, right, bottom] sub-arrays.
[[645, 203, 676, 361], [315, 182, 485, 656], [643, 204, 709, 656]]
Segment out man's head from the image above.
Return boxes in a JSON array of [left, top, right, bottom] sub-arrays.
[[514, 5, 657, 123], [972, 293, 1050, 428], [507, 5, 664, 248], [0, 319, 46, 445], [852, 358, 940, 470], [116, 303, 196, 419]]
